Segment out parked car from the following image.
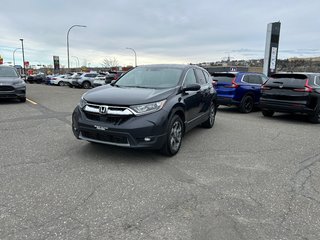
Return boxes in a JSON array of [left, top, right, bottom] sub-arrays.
[[212, 72, 268, 113], [50, 74, 67, 86], [92, 75, 115, 87], [260, 73, 320, 123], [64, 72, 82, 87], [72, 64, 217, 156], [26, 73, 46, 84], [0, 65, 26, 102], [71, 73, 99, 89]]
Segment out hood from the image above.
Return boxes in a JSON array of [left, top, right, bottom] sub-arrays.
[[83, 85, 177, 105], [0, 77, 23, 85]]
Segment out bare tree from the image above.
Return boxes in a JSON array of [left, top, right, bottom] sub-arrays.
[[102, 57, 119, 68]]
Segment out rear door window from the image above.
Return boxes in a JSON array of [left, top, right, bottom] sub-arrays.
[[243, 75, 263, 84], [184, 69, 197, 85], [195, 69, 207, 84]]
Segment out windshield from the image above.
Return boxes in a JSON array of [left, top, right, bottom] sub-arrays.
[[0, 67, 19, 78], [115, 66, 183, 89]]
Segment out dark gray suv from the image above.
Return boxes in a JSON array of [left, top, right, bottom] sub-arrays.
[[0, 66, 26, 102], [72, 64, 217, 156], [260, 73, 320, 123]]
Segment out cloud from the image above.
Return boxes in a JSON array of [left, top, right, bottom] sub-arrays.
[[1, 0, 319, 67]]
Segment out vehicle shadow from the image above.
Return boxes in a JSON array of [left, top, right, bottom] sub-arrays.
[[0, 99, 22, 104], [217, 106, 261, 113], [260, 113, 312, 124]]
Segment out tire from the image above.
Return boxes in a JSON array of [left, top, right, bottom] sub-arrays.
[[82, 81, 91, 89], [72, 112, 80, 139], [68, 84, 74, 88], [58, 81, 64, 86], [19, 97, 26, 103], [308, 108, 320, 123], [239, 95, 254, 113], [161, 115, 183, 156], [262, 110, 274, 117], [202, 102, 216, 128]]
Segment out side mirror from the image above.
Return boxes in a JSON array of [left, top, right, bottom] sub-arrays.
[[110, 80, 117, 85], [183, 83, 201, 92]]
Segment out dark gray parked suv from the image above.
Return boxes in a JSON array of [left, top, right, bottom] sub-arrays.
[[260, 72, 320, 123], [72, 64, 217, 156], [0, 66, 26, 102]]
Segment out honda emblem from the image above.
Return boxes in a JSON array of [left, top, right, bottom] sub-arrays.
[[99, 105, 108, 114]]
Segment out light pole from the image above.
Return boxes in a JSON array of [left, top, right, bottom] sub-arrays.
[[67, 24, 86, 71], [13, 48, 21, 66], [72, 56, 80, 68], [126, 47, 137, 67], [19, 39, 25, 75]]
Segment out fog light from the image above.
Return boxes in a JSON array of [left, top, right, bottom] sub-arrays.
[[144, 137, 151, 142]]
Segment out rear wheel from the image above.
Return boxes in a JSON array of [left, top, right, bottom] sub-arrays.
[[239, 95, 254, 113], [161, 115, 183, 156], [58, 81, 64, 86], [82, 81, 91, 89], [308, 108, 320, 123], [262, 110, 274, 117]]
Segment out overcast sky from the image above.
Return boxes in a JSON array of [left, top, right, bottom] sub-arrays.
[[0, 0, 319, 68]]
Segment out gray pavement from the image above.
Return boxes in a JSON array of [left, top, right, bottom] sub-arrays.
[[0, 84, 319, 240]]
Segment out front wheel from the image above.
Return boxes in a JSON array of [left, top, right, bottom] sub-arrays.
[[82, 81, 91, 89], [161, 115, 183, 156], [58, 81, 64, 86], [308, 108, 320, 123], [202, 102, 216, 128]]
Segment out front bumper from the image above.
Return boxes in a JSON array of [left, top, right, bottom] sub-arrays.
[[0, 86, 26, 99], [72, 106, 169, 149]]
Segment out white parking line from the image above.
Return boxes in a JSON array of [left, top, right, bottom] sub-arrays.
[[26, 98, 38, 105]]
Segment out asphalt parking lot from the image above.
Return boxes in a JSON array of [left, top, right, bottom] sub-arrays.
[[1, 84, 320, 240]]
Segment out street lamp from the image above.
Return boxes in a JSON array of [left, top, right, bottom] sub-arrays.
[[72, 56, 80, 68], [126, 47, 137, 67], [67, 24, 87, 71], [19, 39, 25, 75], [12, 48, 21, 66]]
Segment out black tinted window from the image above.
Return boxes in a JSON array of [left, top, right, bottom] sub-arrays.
[[184, 69, 197, 85], [195, 69, 206, 84], [203, 71, 211, 83], [243, 75, 262, 84], [211, 73, 236, 83], [266, 74, 307, 88]]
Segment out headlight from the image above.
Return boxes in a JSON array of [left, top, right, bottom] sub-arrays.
[[13, 81, 26, 86], [79, 97, 87, 108], [130, 100, 166, 116]]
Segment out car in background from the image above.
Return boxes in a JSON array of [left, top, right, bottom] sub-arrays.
[[260, 73, 320, 123], [72, 64, 217, 156], [64, 72, 82, 88], [50, 74, 67, 86], [0, 65, 26, 102], [212, 72, 268, 113], [92, 75, 116, 88], [71, 72, 99, 89], [26, 73, 46, 84]]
